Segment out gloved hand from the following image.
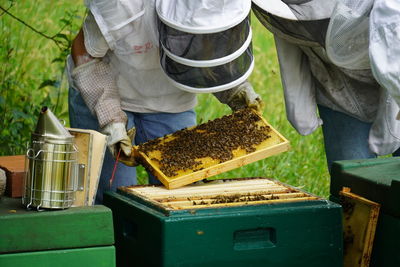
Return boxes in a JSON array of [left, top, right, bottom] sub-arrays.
[[101, 122, 138, 167], [213, 81, 264, 113]]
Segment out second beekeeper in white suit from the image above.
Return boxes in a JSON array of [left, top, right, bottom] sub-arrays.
[[252, 0, 400, 171]]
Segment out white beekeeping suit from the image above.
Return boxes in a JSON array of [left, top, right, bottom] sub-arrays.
[[369, 0, 400, 110], [252, 0, 400, 155], [326, 0, 400, 154]]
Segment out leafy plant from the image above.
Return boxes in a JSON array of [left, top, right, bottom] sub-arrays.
[[0, 1, 85, 155]]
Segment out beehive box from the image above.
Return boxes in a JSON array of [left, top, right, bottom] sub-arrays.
[[0, 197, 115, 267], [330, 157, 400, 267], [104, 178, 343, 267], [134, 109, 290, 189]]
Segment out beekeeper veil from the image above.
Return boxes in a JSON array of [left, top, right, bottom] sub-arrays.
[[325, 0, 373, 70], [252, 0, 336, 46], [156, 0, 253, 93]]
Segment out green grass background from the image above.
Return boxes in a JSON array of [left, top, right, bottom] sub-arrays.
[[0, 1, 330, 197]]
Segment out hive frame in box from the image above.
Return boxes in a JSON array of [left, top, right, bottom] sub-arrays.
[[339, 187, 380, 267], [118, 177, 320, 214], [133, 112, 290, 189]]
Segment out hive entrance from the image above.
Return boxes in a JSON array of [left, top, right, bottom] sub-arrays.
[[120, 178, 320, 210]]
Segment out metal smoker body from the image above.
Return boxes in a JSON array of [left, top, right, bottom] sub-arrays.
[[23, 107, 78, 210]]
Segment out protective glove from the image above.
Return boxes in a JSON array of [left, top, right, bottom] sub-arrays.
[[101, 122, 138, 167], [213, 81, 264, 113], [72, 58, 127, 128]]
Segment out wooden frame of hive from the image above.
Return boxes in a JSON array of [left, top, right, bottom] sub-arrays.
[[133, 110, 290, 189], [119, 178, 320, 211]]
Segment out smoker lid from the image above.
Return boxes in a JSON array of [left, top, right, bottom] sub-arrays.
[[32, 106, 74, 144]]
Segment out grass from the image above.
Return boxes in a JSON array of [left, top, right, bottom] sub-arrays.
[[0, 1, 330, 197]]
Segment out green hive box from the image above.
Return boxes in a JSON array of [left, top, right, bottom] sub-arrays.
[[0, 197, 116, 267], [103, 178, 343, 267], [330, 157, 400, 267]]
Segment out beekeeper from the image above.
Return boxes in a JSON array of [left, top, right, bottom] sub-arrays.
[[67, 0, 262, 203], [252, 0, 400, 170]]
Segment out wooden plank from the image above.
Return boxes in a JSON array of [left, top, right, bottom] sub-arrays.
[[0, 155, 25, 198], [119, 178, 319, 211], [142, 188, 291, 201], [68, 128, 107, 206], [340, 187, 380, 267], [121, 178, 291, 198], [69, 130, 91, 207], [172, 197, 320, 210], [128, 183, 286, 195], [131, 178, 280, 193], [86, 130, 107, 205], [133, 110, 290, 189], [161, 192, 310, 206]]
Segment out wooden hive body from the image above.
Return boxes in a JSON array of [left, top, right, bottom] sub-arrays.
[[104, 178, 343, 267]]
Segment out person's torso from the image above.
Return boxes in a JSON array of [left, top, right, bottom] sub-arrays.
[[92, 0, 197, 113]]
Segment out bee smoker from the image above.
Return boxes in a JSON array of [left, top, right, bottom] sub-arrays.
[[23, 107, 78, 210]]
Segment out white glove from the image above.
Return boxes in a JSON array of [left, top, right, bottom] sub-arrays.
[[72, 58, 127, 128], [213, 81, 264, 113], [101, 122, 138, 166]]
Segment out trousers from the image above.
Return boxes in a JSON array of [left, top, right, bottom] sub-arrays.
[[318, 105, 400, 172]]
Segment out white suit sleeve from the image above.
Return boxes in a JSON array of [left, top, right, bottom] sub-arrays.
[[369, 0, 400, 108], [274, 36, 322, 135]]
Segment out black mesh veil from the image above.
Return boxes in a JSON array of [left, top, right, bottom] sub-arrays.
[[159, 18, 251, 61], [161, 45, 253, 89], [252, 0, 336, 47], [158, 14, 254, 92]]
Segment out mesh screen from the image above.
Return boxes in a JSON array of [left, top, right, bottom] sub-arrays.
[[325, 0, 373, 69], [160, 46, 253, 89], [252, 4, 329, 46], [158, 17, 250, 61]]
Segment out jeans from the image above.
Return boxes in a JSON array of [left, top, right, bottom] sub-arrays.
[[318, 105, 400, 172], [68, 87, 196, 204]]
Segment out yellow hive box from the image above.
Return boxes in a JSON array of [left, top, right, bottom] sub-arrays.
[[133, 109, 290, 189]]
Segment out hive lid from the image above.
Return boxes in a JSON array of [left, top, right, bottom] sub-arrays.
[[32, 106, 74, 144], [330, 157, 400, 218], [118, 178, 320, 214]]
